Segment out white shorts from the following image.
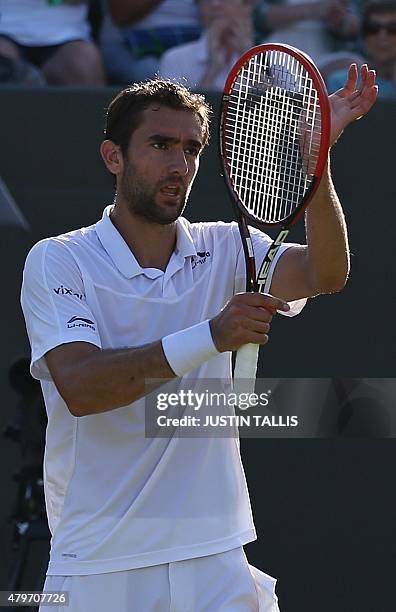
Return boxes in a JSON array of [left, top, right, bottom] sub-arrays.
[[40, 547, 280, 611]]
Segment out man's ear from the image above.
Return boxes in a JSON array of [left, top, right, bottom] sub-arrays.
[[100, 140, 123, 176]]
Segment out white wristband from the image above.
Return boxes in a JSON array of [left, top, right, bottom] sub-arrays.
[[161, 320, 219, 377]]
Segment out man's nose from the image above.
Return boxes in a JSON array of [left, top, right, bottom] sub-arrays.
[[168, 149, 189, 175]]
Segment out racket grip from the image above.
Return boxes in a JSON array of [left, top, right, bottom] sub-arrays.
[[234, 343, 259, 399]]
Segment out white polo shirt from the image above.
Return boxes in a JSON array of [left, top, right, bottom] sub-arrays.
[[21, 205, 305, 576]]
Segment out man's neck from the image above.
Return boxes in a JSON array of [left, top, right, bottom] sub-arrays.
[[110, 205, 177, 272]]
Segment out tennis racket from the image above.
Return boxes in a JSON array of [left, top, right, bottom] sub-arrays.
[[219, 44, 331, 395]]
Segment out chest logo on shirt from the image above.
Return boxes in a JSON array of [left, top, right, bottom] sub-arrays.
[[53, 285, 85, 301], [67, 316, 96, 331], [192, 251, 211, 270]]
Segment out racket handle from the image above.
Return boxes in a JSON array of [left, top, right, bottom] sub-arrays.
[[234, 343, 259, 399]]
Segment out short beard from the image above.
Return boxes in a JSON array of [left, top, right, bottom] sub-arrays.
[[119, 158, 189, 225]]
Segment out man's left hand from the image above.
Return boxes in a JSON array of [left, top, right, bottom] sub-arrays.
[[329, 63, 378, 146]]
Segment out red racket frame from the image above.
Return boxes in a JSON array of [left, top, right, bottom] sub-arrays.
[[219, 43, 331, 291]]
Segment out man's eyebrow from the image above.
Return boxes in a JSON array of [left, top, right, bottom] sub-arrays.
[[148, 134, 203, 149]]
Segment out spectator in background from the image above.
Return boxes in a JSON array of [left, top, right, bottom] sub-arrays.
[[159, 0, 255, 91], [0, 0, 105, 86], [100, 1, 201, 84], [0, 56, 46, 86], [255, 0, 361, 68], [327, 0, 396, 96]]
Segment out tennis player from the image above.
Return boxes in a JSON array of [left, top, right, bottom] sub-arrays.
[[21, 69, 376, 611]]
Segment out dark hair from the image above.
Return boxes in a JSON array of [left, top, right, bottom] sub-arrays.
[[104, 79, 212, 156], [363, 1, 396, 31]]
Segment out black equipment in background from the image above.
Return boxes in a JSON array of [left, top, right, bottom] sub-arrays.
[[4, 357, 50, 611]]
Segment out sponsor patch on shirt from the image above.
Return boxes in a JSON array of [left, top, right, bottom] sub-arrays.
[[192, 251, 211, 269], [67, 316, 96, 331], [53, 285, 85, 300]]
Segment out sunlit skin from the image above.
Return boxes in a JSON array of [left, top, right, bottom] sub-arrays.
[[100, 105, 204, 270], [328, 63, 378, 145]]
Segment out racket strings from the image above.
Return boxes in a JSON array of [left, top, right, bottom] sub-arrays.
[[225, 50, 322, 223]]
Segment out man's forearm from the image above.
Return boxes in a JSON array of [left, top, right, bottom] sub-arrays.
[[62, 342, 175, 417], [305, 158, 350, 293], [107, 0, 163, 27]]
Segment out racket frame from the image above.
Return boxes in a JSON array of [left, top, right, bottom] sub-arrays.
[[219, 43, 331, 292]]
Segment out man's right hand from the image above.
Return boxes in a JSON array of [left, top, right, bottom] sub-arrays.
[[209, 293, 290, 353]]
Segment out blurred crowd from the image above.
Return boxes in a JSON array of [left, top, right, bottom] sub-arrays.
[[0, 0, 395, 97]]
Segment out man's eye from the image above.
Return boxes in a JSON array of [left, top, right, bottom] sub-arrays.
[[153, 142, 167, 150], [185, 148, 199, 156]]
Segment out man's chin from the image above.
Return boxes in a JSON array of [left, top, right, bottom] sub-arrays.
[[140, 204, 186, 226], [154, 209, 184, 225], [153, 199, 187, 224]]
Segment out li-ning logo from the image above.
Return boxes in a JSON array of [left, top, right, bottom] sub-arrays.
[[67, 316, 96, 330], [54, 285, 85, 300], [192, 251, 211, 270]]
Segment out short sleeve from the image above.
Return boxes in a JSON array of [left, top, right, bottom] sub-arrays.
[[21, 239, 102, 381], [233, 225, 307, 316]]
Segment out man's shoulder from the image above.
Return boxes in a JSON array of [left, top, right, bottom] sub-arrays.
[[179, 217, 240, 250], [25, 223, 97, 268], [180, 217, 237, 234], [180, 218, 274, 257]]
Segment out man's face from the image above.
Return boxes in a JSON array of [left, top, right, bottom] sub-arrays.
[[364, 12, 396, 65], [118, 105, 203, 225]]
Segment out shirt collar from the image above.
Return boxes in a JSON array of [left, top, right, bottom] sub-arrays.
[[95, 205, 197, 279], [175, 216, 197, 259]]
